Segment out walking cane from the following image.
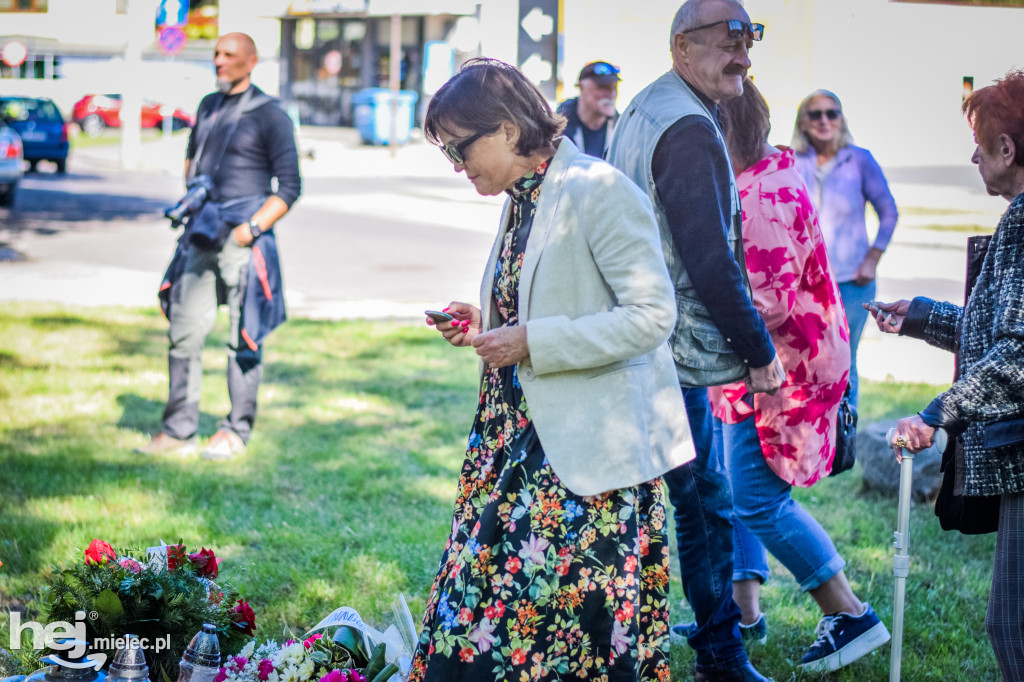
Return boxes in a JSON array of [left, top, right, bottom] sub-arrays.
[[888, 427, 946, 682]]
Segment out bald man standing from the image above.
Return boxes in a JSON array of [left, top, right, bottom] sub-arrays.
[[138, 32, 301, 461]]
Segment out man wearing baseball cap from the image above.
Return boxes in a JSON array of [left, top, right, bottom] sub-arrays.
[[556, 60, 620, 158]]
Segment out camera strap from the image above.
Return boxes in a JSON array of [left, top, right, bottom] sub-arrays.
[[188, 85, 254, 184]]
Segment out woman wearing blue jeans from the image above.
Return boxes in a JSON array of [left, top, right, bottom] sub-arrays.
[[792, 89, 899, 410], [713, 80, 890, 674]]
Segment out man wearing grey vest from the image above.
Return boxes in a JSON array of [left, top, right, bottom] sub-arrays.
[[608, 1, 783, 680]]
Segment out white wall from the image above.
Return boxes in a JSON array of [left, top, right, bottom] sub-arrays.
[[757, 0, 1024, 168], [477, 0, 519, 66], [555, 0, 1024, 168]]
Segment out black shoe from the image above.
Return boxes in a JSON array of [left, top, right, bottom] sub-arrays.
[[798, 603, 890, 673], [694, 661, 773, 682], [674, 616, 767, 646]]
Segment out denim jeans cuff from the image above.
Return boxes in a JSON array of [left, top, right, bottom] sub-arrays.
[[694, 652, 749, 674], [799, 554, 846, 592], [732, 569, 768, 583]]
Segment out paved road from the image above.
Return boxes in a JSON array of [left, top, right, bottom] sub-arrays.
[[0, 128, 1008, 385], [0, 130, 502, 318]]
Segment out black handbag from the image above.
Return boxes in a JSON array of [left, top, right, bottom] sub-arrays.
[[933, 234, 1001, 534], [935, 435, 1000, 534], [830, 382, 857, 476]]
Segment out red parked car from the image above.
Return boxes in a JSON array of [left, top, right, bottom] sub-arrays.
[[72, 94, 195, 137]]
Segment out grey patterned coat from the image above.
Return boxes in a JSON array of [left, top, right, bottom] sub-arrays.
[[903, 192, 1024, 496]]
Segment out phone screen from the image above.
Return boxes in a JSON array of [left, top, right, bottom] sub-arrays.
[[425, 310, 454, 323]]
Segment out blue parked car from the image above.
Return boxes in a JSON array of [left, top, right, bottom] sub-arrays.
[[0, 96, 69, 174], [0, 118, 23, 207]]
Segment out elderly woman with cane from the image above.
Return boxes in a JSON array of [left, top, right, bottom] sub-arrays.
[[411, 58, 693, 681], [870, 70, 1024, 680]]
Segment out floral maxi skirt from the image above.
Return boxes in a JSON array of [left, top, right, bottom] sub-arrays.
[[409, 421, 672, 681]]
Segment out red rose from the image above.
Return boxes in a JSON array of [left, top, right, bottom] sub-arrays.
[[188, 547, 221, 578], [231, 599, 257, 636], [84, 539, 116, 565]]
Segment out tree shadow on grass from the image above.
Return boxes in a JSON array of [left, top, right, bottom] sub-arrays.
[[111, 326, 167, 359], [0, 349, 49, 371]]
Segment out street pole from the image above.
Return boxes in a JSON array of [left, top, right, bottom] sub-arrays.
[[389, 12, 400, 158], [121, 0, 158, 169]]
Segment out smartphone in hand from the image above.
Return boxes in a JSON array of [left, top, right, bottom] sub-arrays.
[[425, 310, 455, 324], [865, 300, 885, 315]]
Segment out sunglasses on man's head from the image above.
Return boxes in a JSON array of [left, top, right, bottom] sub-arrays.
[[682, 19, 764, 42], [439, 131, 484, 165], [807, 109, 841, 122], [589, 62, 620, 77]]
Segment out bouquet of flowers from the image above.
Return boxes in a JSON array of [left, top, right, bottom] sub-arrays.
[[216, 605, 410, 682], [216, 633, 396, 682], [37, 539, 255, 681]]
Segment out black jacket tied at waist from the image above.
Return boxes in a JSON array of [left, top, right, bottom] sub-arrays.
[[159, 194, 286, 359]]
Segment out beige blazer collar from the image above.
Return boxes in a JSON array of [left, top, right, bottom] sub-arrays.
[[479, 138, 580, 332]]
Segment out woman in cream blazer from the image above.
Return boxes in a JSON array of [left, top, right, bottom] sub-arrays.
[[410, 58, 692, 682]]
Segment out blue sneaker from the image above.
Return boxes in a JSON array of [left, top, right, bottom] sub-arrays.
[[799, 604, 890, 672], [669, 615, 767, 645], [669, 621, 693, 644], [739, 613, 767, 645]]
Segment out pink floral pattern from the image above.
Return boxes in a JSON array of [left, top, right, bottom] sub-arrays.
[[709, 149, 851, 486]]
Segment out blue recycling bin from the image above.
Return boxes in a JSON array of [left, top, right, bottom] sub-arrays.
[[352, 88, 418, 145]]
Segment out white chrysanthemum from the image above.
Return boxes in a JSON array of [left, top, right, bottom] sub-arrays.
[[239, 641, 256, 658], [278, 643, 306, 668], [297, 659, 314, 681], [258, 642, 280, 657]]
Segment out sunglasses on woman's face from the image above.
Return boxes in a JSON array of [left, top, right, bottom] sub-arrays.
[[808, 109, 841, 122], [440, 131, 484, 165]]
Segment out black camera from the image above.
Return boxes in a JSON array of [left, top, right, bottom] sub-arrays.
[[165, 175, 214, 227]]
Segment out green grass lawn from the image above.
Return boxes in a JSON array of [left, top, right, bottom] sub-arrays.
[[0, 303, 1000, 680]]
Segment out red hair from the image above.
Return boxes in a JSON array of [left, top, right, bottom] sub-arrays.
[[963, 69, 1024, 167]]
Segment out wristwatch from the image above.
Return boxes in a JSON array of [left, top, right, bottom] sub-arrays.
[[247, 219, 262, 239]]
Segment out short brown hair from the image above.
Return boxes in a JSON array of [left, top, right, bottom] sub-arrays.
[[424, 58, 565, 157], [720, 78, 770, 171], [963, 69, 1024, 167]]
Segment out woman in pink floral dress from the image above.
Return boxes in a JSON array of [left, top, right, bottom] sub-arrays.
[[710, 80, 890, 674]]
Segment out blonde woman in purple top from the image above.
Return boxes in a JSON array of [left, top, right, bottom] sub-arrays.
[[791, 90, 898, 409]]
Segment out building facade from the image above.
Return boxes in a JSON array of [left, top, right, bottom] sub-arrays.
[[2, 0, 1023, 167], [277, 1, 479, 126]]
